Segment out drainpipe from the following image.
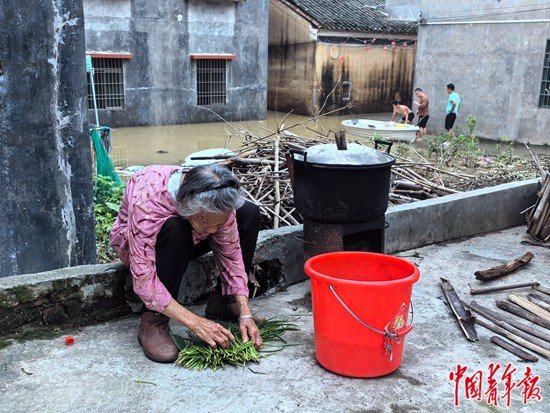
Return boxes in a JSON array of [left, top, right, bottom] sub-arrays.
[[85, 55, 100, 127]]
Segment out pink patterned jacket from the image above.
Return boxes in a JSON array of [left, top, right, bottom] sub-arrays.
[[110, 165, 249, 313]]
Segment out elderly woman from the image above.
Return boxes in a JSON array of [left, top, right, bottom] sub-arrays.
[[110, 164, 262, 363]]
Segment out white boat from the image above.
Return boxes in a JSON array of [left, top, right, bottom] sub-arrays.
[[341, 119, 419, 143]]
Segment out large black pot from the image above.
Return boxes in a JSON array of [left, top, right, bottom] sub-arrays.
[[289, 141, 395, 224]]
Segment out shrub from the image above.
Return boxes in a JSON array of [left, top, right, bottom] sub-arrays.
[[93, 175, 125, 263]]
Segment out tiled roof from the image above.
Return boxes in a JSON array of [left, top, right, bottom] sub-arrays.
[[283, 0, 417, 34]]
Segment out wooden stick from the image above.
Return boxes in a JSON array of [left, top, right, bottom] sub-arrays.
[[233, 158, 284, 167], [524, 143, 546, 178], [528, 175, 550, 238], [534, 285, 550, 296], [521, 235, 550, 249], [280, 206, 300, 225], [527, 293, 550, 312], [469, 281, 540, 295], [496, 300, 550, 329], [490, 336, 538, 362], [508, 293, 550, 321], [273, 135, 281, 229], [467, 302, 550, 343], [474, 252, 534, 281], [466, 302, 550, 351], [474, 317, 550, 358], [335, 130, 347, 150]]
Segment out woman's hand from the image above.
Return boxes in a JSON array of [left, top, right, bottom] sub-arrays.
[[188, 315, 235, 349], [239, 316, 263, 349], [232, 295, 263, 348], [163, 299, 234, 349]]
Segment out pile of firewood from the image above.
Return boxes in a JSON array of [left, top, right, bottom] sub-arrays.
[[390, 158, 473, 204], [228, 132, 330, 229], [211, 129, 474, 230], [442, 253, 550, 362], [524, 145, 550, 245], [527, 173, 550, 242]]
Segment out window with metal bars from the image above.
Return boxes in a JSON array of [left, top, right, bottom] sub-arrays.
[[87, 58, 125, 110], [540, 40, 550, 109], [342, 81, 352, 101], [196, 59, 227, 106]]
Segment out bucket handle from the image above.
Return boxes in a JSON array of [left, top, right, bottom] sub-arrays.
[[289, 148, 308, 165], [328, 285, 414, 362]]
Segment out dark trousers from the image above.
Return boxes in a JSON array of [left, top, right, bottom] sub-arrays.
[[155, 201, 261, 299]]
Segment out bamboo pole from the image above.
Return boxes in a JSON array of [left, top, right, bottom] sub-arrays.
[[273, 135, 281, 229]]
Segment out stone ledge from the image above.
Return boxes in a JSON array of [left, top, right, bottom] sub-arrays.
[[0, 178, 540, 339], [0, 263, 132, 338], [385, 178, 539, 253]]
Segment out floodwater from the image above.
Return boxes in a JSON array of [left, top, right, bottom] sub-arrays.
[[109, 111, 387, 167], [109, 111, 550, 168]]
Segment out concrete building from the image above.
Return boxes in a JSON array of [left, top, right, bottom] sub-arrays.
[[386, 0, 550, 144], [0, 0, 96, 277], [268, 0, 417, 116], [83, 0, 269, 127]]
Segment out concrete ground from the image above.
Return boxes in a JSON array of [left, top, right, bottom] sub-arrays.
[[1, 226, 548, 413]]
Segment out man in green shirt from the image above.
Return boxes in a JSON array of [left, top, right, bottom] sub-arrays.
[[445, 83, 461, 136]]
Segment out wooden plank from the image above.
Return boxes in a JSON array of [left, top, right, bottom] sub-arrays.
[[474, 252, 534, 282], [508, 293, 550, 321], [490, 336, 538, 362], [440, 278, 478, 341], [469, 281, 539, 295], [496, 300, 550, 330]]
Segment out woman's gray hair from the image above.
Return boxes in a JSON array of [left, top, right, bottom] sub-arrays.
[[176, 164, 244, 217]]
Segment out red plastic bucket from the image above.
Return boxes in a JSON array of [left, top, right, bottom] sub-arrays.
[[305, 252, 420, 378]]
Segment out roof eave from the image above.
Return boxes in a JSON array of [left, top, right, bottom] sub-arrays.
[[279, 0, 322, 28]]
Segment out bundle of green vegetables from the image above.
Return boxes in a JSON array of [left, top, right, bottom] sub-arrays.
[[172, 319, 298, 371]]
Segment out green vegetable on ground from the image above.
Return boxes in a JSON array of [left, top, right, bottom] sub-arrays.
[[172, 319, 299, 371]]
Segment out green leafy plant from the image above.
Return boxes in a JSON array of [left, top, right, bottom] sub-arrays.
[[173, 319, 299, 371], [93, 175, 125, 263], [425, 115, 482, 167], [465, 114, 477, 136], [395, 143, 411, 157], [495, 137, 519, 164]]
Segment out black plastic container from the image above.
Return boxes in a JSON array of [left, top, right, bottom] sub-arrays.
[[289, 141, 395, 224]]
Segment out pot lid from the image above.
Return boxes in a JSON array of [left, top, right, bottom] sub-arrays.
[[296, 143, 394, 166]]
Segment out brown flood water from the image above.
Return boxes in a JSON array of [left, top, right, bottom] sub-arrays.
[[110, 111, 550, 167], [109, 112, 388, 167]]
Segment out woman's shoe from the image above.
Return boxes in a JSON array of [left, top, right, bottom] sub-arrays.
[[137, 311, 179, 363]]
